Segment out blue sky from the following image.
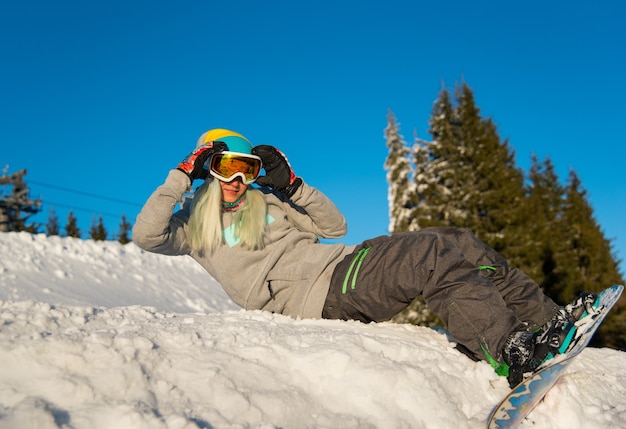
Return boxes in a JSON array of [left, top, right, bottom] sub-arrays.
[[2, 1, 625, 276]]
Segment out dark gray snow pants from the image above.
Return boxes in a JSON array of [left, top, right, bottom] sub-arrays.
[[322, 227, 559, 363]]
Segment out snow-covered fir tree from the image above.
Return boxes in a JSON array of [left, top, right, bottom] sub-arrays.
[[406, 134, 432, 231], [384, 109, 414, 233], [518, 155, 566, 288]]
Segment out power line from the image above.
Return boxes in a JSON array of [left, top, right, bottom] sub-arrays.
[[2, 172, 137, 235], [29, 180, 143, 207], [42, 201, 133, 220]]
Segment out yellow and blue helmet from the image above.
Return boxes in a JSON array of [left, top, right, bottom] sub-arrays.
[[196, 128, 253, 154]]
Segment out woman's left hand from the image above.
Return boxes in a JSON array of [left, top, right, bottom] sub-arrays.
[[252, 145, 302, 197]]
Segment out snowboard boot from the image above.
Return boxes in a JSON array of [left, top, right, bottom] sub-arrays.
[[530, 291, 600, 369], [502, 330, 537, 387], [502, 291, 600, 387]]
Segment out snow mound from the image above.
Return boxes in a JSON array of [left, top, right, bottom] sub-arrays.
[[1, 232, 625, 429], [0, 233, 236, 313]]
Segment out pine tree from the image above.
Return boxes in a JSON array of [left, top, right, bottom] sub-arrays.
[[408, 135, 433, 230], [89, 215, 108, 241], [418, 86, 462, 228], [117, 214, 132, 244], [384, 109, 415, 233], [452, 83, 526, 255], [415, 83, 526, 259], [45, 207, 60, 236], [518, 155, 567, 289], [65, 211, 81, 238], [0, 169, 42, 232], [556, 170, 623, 299]]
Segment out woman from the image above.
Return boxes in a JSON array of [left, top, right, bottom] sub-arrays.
[[133, 128, 596, 387]]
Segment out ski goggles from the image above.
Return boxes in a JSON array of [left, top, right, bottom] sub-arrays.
[[206, 151, 262, 185]]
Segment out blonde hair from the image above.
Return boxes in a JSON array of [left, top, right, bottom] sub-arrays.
[[188, 180, 267, 254]]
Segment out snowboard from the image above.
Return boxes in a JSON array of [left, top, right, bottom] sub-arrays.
[[487, 284, 624, 429]]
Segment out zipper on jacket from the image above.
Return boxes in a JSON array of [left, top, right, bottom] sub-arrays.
[[342, 247, 371, 294]]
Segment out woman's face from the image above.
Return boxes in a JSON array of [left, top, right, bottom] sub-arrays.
[[218, 177, 248, 203]]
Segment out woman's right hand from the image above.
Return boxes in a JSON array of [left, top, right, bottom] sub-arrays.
[[176, 141, 228, 182]]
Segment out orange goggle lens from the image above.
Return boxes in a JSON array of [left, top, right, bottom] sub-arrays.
[[208, 152, 262, 184]]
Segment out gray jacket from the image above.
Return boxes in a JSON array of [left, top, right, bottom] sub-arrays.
[[132, 169, 356, 319]]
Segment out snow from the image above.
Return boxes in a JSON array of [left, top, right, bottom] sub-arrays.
[[1, 232, 626, 429]]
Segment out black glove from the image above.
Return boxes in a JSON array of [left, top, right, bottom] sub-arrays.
[[252, 145, 302, 197], [177, 141, 228, 182]]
